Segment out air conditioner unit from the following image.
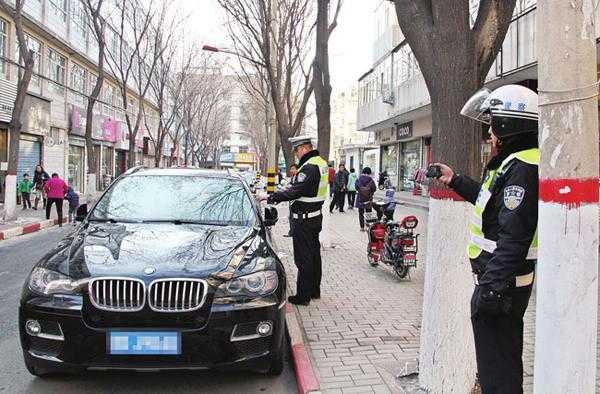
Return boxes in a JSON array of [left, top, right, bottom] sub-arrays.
[[382, 90, 395, 105]]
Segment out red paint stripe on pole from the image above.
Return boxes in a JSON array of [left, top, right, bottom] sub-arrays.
[[429, 187, 464, 201], [539, 177, 599, 207], [22, 223, 41, 234], [292, 344, 319, 394], [0, 232, 4, 241]]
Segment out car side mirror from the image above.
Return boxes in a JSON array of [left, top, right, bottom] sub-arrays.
[[264, 206, 278, 226], [76, 204, 88, 222]]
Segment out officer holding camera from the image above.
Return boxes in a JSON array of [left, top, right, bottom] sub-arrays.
[[259, 136, 328, 306], [429, 85, 539, 393]]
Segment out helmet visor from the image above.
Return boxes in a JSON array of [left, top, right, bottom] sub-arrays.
[[460, 88, 492, 124]]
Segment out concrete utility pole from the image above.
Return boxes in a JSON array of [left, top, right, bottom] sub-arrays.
[[534, 1, 599, 393]]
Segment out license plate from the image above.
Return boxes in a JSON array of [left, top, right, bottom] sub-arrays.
[[108, 331, 181, 355], [403, 254, 417, 266]]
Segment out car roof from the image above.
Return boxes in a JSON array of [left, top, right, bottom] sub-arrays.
[[126, 167, 241, 179]]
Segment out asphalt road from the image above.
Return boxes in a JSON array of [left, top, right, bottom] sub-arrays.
[[0, 226, 297, 394]]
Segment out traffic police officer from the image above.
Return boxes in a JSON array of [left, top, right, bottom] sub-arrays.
[[435, 85, 539, 393], [264, 136, 328, 305]]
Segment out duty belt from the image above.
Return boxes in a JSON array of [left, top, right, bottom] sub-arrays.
[[291, 210, 322, 220], [472, 271, 534, 288]]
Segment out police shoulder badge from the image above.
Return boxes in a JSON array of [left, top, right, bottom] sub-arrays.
[[503, 185, 525, 210]]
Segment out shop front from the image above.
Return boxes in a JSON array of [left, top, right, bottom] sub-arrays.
[[68, 138, 85, 193], [18, 94, 51, 181]]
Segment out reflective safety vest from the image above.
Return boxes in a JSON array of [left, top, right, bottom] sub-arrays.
[[467, 148, 539, 260], [295, 155, 329, 204]]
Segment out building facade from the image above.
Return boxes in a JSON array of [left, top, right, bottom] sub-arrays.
[[0, 0, 169, 202], [329, 86, 378, 172], [220, 77, 258, 171], [356, 0, 568, 191]]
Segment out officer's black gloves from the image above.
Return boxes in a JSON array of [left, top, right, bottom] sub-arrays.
[[476, 286, 512, 315]]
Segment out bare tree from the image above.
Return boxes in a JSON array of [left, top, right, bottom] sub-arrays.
[[393, 0, 516, 177], [105, 0, 163, 168], [178, 55, 231, 167], [145, 15, 192, 168], [0, 0, 35, 220], [217, 0, 315, 168], [312, 0, 342, 161], [239, 91, 268, 173], [82, 0, 106, 192]]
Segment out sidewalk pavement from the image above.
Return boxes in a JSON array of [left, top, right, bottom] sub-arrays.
[[272, 202, 600, 393], [0, 203, 66, 240], [274, 204, 428, 393]]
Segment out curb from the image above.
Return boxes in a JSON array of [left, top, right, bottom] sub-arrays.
[[285, 302, 320, 394], [0, 218, 60, 241], [397, 200, 429, 212]]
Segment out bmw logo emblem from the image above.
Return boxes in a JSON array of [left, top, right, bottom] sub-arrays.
[[143, 267, 156, 276]]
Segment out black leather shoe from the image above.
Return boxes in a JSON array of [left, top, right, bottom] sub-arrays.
[[288, 295, 310, 306], [311, 293, 321, 300]]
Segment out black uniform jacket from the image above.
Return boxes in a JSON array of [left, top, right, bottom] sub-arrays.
[[267, 150, 324, 214], [450, 159, 538, 293]]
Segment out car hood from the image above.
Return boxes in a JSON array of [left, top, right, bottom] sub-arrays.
[[44, 222, 255, 280]]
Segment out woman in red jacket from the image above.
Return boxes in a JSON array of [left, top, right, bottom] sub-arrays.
[[44, 173, 68, 227]]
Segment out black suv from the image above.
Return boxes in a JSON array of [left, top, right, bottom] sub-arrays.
[[19, 167, 285, 376]]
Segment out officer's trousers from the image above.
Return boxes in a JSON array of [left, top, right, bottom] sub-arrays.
[[471, 285, 532, 394], [291, 215, 323, 300]]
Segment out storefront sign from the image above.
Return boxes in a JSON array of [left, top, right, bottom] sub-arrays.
[[235, 152, 255, 164], [220, 152, 235, 163], [396, 121, 413, 140], [21, 95, 50, 136], [376, 128, 395, 144], [101, 118, 118, 142]]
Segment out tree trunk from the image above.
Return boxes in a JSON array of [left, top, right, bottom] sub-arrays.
[[3, 47, 33, 220], [313, 0, 337, 162], [279, 126, 294, 169], [418, 73, 481, 393]]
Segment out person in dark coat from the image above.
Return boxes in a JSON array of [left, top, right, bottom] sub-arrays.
[[32, 164, 50, 209], [355, 167, 376, 231], [65, 186, 80, 224], [329, 163, 349, 213]]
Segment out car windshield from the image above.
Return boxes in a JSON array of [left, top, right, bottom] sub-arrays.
[[91, 175, 256, 226]]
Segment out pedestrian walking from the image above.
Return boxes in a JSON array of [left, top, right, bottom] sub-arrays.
[[32, 165, 49, 209], [65, 186, 80, 224], [44, 173, 68, 227], [329, 163, 348, 213], [18, 173, 33, 210], [346, 168, 357, 209], [260, 135, 328, 306], [284, 164, 298, 238], [327, 162, 335, 197], [435, 85, 539, 393], [355, 167, 376, 231]]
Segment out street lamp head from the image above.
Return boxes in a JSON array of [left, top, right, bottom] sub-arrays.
[[202, 45, 220, 53]]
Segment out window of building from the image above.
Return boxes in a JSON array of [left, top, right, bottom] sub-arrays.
[[0, 18, 7, 78], [70, 63, 87, 93], [16, 34, 42, 87], [49, 0, 67, 22], [70, 0, 88, 39], [47, 47, 66, 94], [104, 85, 115, 115], [239, 146, 249, 154], [222, 146, 231, 153]]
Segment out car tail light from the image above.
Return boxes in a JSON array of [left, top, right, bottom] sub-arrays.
[[371, 224, 386, 240], [401, 215, 418, 229], [401, 238, 414, 246]]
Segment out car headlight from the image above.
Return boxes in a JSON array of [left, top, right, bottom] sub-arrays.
[[215, 270, 278, 298], [28, 267, 83, 295]]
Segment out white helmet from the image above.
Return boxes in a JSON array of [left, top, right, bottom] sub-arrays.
[[461, 84, 538, 138]]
